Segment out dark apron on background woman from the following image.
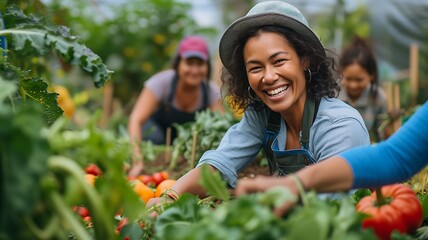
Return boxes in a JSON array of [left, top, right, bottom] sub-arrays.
[[145, 74, 209, 144], [263, 98, 319, 176]]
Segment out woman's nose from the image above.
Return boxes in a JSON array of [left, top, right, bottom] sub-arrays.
[[263, 66, 278, 84]]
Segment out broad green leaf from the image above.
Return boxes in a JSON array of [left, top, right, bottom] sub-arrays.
[[154, 194, 203, 239], [0, 76, 17, 110], [20, 77, 62, 125], [331, 196, 368, 240], [199, 164, 230, 201], [257, 186, 297, 209], [2, 6, 113, 87]]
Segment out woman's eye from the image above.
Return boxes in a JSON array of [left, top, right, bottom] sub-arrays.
[[274, 59, 286, 65], [248, 66, 261, 73]]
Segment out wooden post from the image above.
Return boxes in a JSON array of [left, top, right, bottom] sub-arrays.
[[386, 82, 394, 113], [409, 44, 419, 107], [385, 82, 401, 135], [165, 127, 171, 162], [190, 130, 198, 168], [100, 81, 113, 128], [393, 84, 401, 131]]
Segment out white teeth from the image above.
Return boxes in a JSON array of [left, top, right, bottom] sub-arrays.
[[267, 86, 288, 96]]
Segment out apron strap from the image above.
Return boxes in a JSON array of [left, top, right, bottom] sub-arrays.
[[264, 111, 281, 175], [263, 97, 320, 175], [300, 98, 315, 150], [166, 73, 179, 106]]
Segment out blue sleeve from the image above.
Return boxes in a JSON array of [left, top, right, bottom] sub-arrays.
[[341, 101, 428, 188]]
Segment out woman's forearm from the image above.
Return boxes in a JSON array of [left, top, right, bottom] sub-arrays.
[[296, 156, 354, 193], [172, 165, 217, 197], [128, 117, 142, 144]]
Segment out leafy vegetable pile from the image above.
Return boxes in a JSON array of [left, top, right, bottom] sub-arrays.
[[144, 166, 377, 240], [170, 110, 238, 169]]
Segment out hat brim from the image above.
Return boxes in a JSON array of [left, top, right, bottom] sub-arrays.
[[181, 51, 208, 61], [219, 13, 325, 70]]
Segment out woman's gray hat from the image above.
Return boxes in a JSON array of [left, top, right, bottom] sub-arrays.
[[219, 1, 325, 69]]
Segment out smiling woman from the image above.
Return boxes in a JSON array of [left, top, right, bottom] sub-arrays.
[[146, 1, 370, 205], [127, 35, 224, 177]]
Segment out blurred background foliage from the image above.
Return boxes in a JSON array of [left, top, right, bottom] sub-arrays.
[[2, 0, 217, 115]]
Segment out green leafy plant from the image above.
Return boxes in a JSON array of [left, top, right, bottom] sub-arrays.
[[0, 5, 112, 124], [148, 167, 379, 240], [170, 110, 238, 170], [0, 5, 143, 239]]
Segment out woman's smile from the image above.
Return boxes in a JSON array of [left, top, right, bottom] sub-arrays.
[[265, 85, 289, 97]]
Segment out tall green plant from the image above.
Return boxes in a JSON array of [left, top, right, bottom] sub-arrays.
[[0, 5, 136, 239], [0, 5, 112, 125]]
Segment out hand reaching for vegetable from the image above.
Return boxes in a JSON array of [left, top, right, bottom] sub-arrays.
[[234, 175, 301, 217], [127, 144, 144, 177], [128, 161, 144, 178]]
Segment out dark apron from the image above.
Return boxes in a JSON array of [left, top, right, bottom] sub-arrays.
[[263, 98, 319, 176], [151, 74, 209, 141]]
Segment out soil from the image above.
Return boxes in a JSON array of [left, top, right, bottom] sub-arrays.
[[145, 153, 269, 181]]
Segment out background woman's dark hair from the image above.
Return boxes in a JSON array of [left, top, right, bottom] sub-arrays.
[[221, 25, 340, 111], [340, 36, 379, 98], [171, 55, 212, 81]]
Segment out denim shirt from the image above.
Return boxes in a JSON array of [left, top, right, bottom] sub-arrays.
[[197, 97, 370, 188]]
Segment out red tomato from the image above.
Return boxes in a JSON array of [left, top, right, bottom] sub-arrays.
[[138, 174, 154, 186], [160, 171, 170, 180], [85, 163, 102, 176], [151, 172, 164, 186], [356, 184, 423, 240], [72, 206, 89, 218], [117, 217, 128, 232]]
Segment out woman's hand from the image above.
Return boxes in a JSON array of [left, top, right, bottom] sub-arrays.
[[234, 175, 301, 217], [127, 143, 144, 177], [128, 160, 144, 178], [146, 194, 178, 218]]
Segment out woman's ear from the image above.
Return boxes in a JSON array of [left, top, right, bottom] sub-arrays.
[[301, 58, 310, 70]]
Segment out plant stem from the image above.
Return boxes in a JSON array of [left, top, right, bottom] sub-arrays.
[[24, 215, 60, 239], [48, 155, 115, 239], [50, 192, 92, 240], [375, 187, 385, 206]]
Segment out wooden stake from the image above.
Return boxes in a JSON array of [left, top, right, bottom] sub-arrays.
[[386, 82, 393, 113], [165, 127, 171, 162], [190, 130, 198, 168], [100, 81, 113, 128], [409, 44, 419, 107], [393, 84, 401, 132]]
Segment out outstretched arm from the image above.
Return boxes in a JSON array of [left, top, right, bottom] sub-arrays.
[[236, 101, 428, 216], [127, 88, 159, 177]]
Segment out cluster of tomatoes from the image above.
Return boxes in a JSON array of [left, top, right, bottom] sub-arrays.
[[74, 163, 176, 236], [129, 171, 176, 203]]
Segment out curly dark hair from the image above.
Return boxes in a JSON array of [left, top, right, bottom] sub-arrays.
[[221, 25, 341, 111]]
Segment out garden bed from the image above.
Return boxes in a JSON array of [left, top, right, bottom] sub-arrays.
[[144, 152, 269, 180]]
